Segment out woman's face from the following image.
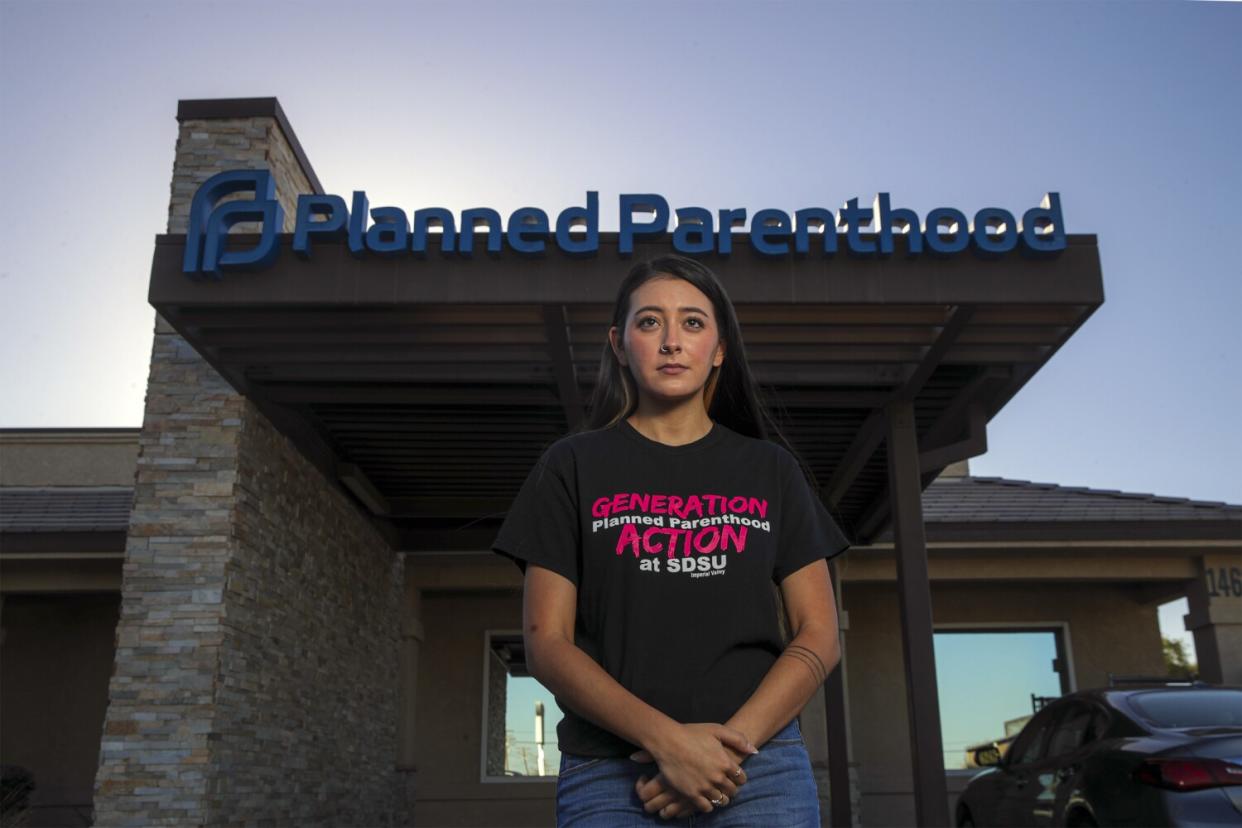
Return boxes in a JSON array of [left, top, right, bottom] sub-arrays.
[[608, 275, 725, 407]]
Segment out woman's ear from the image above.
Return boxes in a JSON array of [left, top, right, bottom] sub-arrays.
[[608, 326, 627, 367], [713, 337, 726, 368]]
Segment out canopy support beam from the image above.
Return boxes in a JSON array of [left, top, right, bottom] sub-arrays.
[[885, 399, 949, 827]]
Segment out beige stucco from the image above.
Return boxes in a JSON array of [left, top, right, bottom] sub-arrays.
[[0, 430, 139, 487], [413, 589, 554, 827], [842, 581, 1166, 827], [0, 594, 121, 826]]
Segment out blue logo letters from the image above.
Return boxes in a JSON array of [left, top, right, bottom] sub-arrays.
[[182, 172, 1068, 274], [183, 170, 283, 278]]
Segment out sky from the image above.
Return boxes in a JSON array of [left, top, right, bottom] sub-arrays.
[[934, 631, 1061, 768], [1, 0, 1237, 506], [505, 674, 564, 776]]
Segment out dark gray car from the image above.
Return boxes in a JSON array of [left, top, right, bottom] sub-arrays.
[[955, 683, 1242, 826]]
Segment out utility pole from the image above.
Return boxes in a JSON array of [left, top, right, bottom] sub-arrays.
[[535, 701, 546, 776]]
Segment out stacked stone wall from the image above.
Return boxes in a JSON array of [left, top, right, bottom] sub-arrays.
[[205, 399, 406, 825], [93, 323, 411, 826], [168, 116, 311, 234], [93, 327, 246, 825], [93, 103, 410, 826]]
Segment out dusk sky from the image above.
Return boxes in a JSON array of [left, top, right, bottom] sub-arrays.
[[3, 0, 1236, 503], [1, 2, 1236, 662]]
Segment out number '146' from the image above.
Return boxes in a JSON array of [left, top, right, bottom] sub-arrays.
[[1205, 567, 1242, 598]]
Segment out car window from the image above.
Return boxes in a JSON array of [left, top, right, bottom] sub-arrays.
[[1008, 706, 1057, 766], [1129, 689, 1242, 728], [1046, 704, 1093, 758], [1083, 708, 1109, 743]]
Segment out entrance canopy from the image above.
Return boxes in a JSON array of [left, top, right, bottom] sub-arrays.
[[148, 235, 1103, 551]]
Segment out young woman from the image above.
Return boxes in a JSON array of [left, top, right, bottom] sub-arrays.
[[492, 254, 850, 826]]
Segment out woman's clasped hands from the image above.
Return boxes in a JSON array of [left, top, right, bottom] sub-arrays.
[[628, 722, 756, 820]]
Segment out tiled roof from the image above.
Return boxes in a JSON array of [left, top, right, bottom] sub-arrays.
[[0, 487, 134, 533], [921, 476, 1242, 523]]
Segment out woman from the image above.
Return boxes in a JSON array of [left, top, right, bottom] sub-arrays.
[[492, 254, 850, 826]]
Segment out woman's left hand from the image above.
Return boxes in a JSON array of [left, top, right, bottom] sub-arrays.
[[632, 744, 750, 819], [634, 773, 696, 820]]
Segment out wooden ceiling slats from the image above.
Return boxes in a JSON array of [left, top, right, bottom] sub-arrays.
[[971, 305, 1088, 325], [218, 345, 553, 363], [358, 466, 540, 475], [178, 305, 548, 327], [942, 347, 1049, 363], [209, 326, 549, 347], [225, 343, 1033, 365], [318, 421, 568, 432], [339, 449, 557, 459], [263, 387, 564, 404], [248, 365, 557, 383], [157, 281, 1101, 547], [567, 305, 955, 325], [955, 326, 1068, 345], [572, 344, 936, 363]]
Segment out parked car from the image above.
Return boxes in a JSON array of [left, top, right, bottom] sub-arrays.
[[955, 681, 1242, 826]]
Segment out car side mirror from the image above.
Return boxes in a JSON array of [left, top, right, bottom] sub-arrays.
[[974, 745, 1003, 767]]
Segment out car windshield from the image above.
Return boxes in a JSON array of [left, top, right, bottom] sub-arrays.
[[1129, 689, 1242, 728]]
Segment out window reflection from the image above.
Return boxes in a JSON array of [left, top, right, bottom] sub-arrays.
[[484, 632, 563, 778], [934, 629, 1068, 769]]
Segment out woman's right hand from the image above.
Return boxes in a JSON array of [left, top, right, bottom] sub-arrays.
[[635, 740, 751, 819], [642, 722, 756, 812]]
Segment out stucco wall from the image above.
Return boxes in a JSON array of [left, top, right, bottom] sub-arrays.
[[0, 593, 120, 827], [842, 581, 1164, 827], [414, 589, 555, 827], [0, 431, 139, 487]]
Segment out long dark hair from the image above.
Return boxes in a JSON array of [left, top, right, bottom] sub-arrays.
[[582, 255, 792, 451]]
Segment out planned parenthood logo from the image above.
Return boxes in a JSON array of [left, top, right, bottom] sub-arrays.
[[181, 167, 1068, 277], [183, 170, 284, 279]]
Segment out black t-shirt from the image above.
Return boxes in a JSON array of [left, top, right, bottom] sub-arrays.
[[490, 418, 851, 757]]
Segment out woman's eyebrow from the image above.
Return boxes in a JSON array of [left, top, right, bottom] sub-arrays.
[[633, 305, 711, 316]]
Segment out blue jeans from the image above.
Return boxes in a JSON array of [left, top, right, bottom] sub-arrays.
[[556, 718, 820, 827]]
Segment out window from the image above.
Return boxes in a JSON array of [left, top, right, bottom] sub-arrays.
[[933, 626, 1072, 770], [1083, 708, 1109, 744], [1129, 688, 1242, 728], [482, 631, 564, 780], [1046, 703, 1093, 759], [1009, 706, 1057, 766]]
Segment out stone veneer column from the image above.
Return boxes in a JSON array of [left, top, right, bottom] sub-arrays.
[[93, 100, 412, 826]]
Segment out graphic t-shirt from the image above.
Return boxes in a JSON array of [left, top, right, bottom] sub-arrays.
[[490, 418, 851, 757]]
